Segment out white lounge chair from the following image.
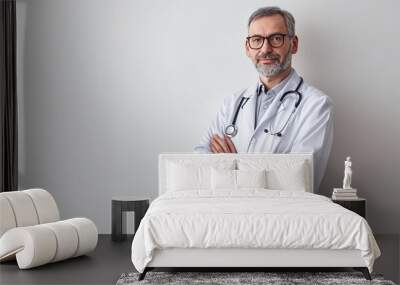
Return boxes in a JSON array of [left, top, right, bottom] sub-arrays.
[[0, 188, 98, 269]]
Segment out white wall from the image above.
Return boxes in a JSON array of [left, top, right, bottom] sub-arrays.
[[17, 0, 400, 234]]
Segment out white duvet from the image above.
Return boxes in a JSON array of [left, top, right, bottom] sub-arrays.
[[131, 190, 380, 273]]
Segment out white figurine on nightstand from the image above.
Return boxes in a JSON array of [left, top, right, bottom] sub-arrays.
[[343, 156, 352, 189], [332, 156, 358, 200]]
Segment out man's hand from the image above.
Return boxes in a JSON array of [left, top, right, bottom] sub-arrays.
[[209, 134, 237, 153]]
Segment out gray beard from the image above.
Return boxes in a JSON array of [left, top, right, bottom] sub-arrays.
[[256, 51, 292, 78]]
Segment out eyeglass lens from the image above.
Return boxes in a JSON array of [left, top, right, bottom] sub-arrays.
[[248, 34, 285, 49]]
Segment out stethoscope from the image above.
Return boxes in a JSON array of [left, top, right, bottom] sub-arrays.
[[224, 77, 303, 138]]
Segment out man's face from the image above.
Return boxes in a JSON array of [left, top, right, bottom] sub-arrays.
[[245, 14, 298, 78]]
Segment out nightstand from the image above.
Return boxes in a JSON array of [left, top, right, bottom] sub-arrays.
[[332, 198, 366, 218], [111, 196, 150, 242]]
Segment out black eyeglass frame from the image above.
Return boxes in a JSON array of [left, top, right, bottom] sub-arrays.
[[246, 33, 292, 49]]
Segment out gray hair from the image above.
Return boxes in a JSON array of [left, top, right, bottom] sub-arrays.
[[248, 7, 296, 36]]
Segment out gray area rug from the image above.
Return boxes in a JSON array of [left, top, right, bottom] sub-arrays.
[[116, 271, 397, 285]]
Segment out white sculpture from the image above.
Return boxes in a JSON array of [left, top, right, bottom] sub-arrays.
[[343, 156, 352, 189]]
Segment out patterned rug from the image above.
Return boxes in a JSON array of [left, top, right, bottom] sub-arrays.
[[116, 271, 397, 285]]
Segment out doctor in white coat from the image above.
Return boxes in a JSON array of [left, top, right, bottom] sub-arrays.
[[194, 7, 333, 191]]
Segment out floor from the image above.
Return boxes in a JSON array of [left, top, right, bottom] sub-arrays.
[[0, 235, 134, 285], [0, 234, 398, 285]]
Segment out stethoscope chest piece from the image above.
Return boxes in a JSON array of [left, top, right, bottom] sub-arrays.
[[224, 125, 237, 138]]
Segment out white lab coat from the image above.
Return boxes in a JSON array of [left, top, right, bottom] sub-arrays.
[[194, 70, 333, 191]]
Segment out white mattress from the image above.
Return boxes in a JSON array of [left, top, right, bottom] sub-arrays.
[[131, 189, 380, 273]]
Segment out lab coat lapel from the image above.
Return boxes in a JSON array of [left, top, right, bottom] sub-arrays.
[[245, 83, 258, 133], [236, 82, 258, 151]]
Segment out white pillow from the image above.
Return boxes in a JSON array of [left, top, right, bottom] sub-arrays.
[[267, 162, 307, 191], [236, 169, 267, 189], [168, 163, 206, 191], [237, 159, 308, 192], [211, 168, 267, 190], [211, 168, 236, 189], [167, 159, 235, 191]]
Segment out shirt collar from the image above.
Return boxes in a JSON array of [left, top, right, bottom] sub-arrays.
[[256, 68, 296, 96]]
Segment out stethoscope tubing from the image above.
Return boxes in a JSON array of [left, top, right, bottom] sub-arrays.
[[225, 77, 303, 138]]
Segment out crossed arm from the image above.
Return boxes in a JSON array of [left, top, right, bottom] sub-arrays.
[[209, 134, 237, 153]]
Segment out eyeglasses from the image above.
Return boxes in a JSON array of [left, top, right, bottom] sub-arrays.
[[246, 33, 290, 49]]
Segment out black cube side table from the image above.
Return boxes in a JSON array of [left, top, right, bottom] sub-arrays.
[[332, 198, 366, 218], [112, 196, 150, 242]]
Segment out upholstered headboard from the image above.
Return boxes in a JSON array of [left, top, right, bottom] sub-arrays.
[[158, 153, 314, 195]]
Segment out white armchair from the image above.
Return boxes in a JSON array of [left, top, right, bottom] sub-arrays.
[[0, 188, 98, 269]]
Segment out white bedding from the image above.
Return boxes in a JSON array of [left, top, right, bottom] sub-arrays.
[[131, 190, 380, 273]]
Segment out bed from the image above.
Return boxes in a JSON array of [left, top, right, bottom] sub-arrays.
[[131, 153, 381, 281]]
